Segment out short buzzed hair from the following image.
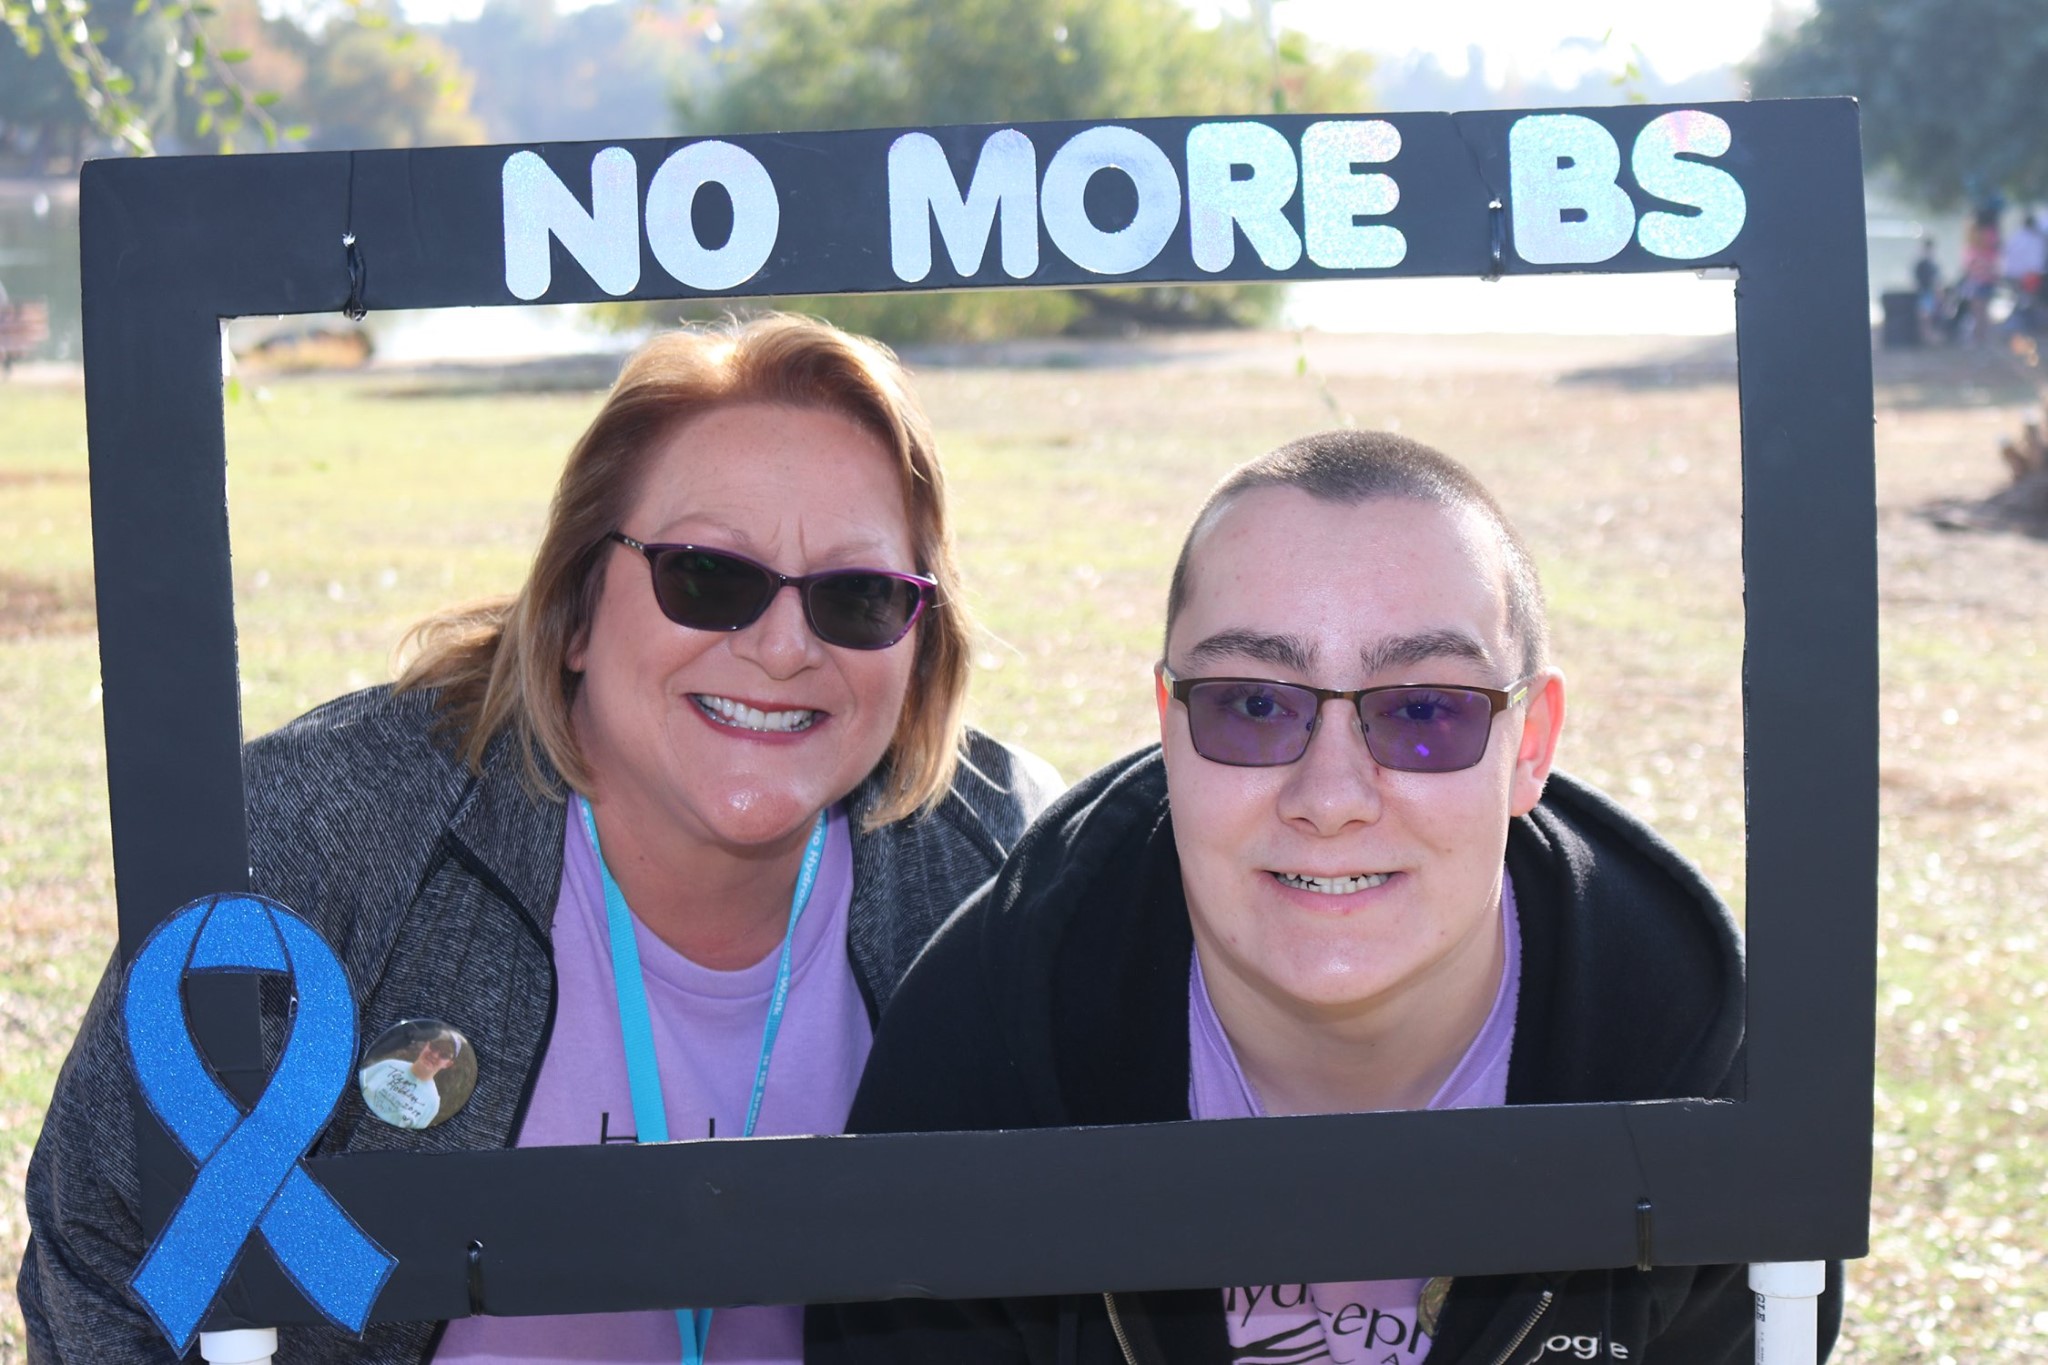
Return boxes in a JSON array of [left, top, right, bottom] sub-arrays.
[[1164, 430, 1549, 677]]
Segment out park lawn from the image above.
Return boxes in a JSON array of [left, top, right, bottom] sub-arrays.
[[2, 333, 2043, 1362]]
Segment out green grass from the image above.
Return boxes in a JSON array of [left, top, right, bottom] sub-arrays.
[[2, 342, 2043, 1361]]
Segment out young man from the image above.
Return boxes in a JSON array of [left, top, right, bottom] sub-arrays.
[[809, 431, 1840, 1363]]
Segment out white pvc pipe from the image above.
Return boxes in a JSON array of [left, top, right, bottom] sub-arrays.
[[1750, 1261, 1825, 1365], [198, 1328, 278, 1365]]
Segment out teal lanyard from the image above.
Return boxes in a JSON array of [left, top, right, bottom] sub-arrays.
[[578, 796, 829, 1365]]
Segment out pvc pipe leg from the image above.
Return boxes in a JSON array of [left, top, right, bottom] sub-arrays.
[[198, 1328, 278, 1365], [1750, 1261, 1825, 1365]]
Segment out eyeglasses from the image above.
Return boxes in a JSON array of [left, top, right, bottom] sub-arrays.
[[608, 533, 936, 650], [1161, 665, 1534, 772]]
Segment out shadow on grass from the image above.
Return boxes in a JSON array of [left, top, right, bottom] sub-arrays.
[[1920, 475, 2048, 542], [1555, 334, 1738, 390], [0, 570, 96, 637], [1870, 340, 2043, 410], [363, 351, 629, 398], [900, 335, 1271, 370], [1556, 330, 2048, 410], [352, 337, 1236, 395]]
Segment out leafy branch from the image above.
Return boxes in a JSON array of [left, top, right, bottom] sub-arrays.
[[3, 0, 156, 151]]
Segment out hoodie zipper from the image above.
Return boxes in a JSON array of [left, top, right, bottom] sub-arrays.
[[1485, 1289, 1556, 1365], [1103, 1292, 1139, 1365]]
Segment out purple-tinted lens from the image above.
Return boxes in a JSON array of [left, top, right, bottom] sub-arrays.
[[1359, 686, 1494, 772], [1182, 680, 1500, 771], [1183, 680, 1321, 766]]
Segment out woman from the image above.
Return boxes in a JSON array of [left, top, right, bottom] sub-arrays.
[[21, 314, 1060, 1363]]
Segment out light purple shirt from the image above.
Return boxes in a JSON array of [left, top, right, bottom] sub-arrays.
[[1189, 874, 1522, 1364], [435, 802, 868, 1365]]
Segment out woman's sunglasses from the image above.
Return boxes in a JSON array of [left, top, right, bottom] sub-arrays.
[[1161, 665, 1534, 772], [609, 533, 936, 650]]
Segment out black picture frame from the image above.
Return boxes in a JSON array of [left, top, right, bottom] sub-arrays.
[[83, 98, 1874, 1328]]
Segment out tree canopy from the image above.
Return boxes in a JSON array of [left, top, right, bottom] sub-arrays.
[[1749, 0, 2048, 207], [696, 0, 1368, 134], [444, 0, 714, 145], [1, 0, 491, 165], [677, 0, 1372, 341]]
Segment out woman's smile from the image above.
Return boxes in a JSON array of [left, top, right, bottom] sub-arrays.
[[689, 691, 827, 735]]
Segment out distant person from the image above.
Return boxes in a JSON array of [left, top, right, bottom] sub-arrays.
[[22, 315, 1061, 1363], [2002, 212, 2046, 332], [1913, 236, 1944, 344], [812, 431, 1841, 1363], [1961, 207, 2003, 344]]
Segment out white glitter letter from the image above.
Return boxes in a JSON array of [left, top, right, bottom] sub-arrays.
[[1633, 110, 1747, 260], [889, 130, 1039, 282], [1040, 125, 1181, 276], [1508, 114, 1635, 265], [502, 147, 640, 300], [644, 141, 780, 292], [1185, 121, 1301, 273], [1301, 120, 1404, 270]]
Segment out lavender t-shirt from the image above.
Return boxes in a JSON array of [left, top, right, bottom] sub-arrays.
[[1189, 875, 1522, 1365], [434, 802, 869, 1365]]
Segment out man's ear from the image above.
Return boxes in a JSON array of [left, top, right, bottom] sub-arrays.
[[1508, 671, 1566, 818], [1154, 663, 1171, 740]]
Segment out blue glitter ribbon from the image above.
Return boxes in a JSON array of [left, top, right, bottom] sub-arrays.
[[124, 894, 396, 1352]]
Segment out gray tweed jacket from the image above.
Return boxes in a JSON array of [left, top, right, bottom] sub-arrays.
[[20, 685, 1061, 1364]]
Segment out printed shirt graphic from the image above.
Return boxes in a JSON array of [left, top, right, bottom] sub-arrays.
[[357, 1057, 442, 1130], [434, 802, 866, 1365], [1188, 874, 1523, 1365]]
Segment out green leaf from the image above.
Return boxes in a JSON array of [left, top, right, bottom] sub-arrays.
[[253, 90, 280, 106], [195, 108, 212, 133], [201, 87, 226, 105], [282, 122, 309, 140], [106, 73, 133, 93], [218, 46, 249, 62]]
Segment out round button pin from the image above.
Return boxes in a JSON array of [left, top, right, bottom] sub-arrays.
[[358, 1019, 477, 1130]]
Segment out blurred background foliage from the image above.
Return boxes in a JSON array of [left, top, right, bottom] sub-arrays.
[[1748, 0, 2048, 209], [658, 0, 1373, 341], [1, 0, 1372, 341]]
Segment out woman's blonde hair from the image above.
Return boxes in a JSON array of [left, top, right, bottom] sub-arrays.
[[397, 314, 973, 829]]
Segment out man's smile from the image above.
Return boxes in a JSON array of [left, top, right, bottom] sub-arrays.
[[1271, 870, 1396, 895]]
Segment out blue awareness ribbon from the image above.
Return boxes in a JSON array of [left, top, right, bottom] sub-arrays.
[[123, 893, 396, 1353]]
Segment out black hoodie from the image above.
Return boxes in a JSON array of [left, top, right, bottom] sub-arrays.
[[808, 748, 1841, 1365]]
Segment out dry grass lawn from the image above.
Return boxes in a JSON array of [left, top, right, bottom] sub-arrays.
[[1, 327, 2042, 1362]]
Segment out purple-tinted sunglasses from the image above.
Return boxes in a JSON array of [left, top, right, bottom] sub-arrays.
[[609, 533, 935, 650], [1161, 665, 1534, 772]]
